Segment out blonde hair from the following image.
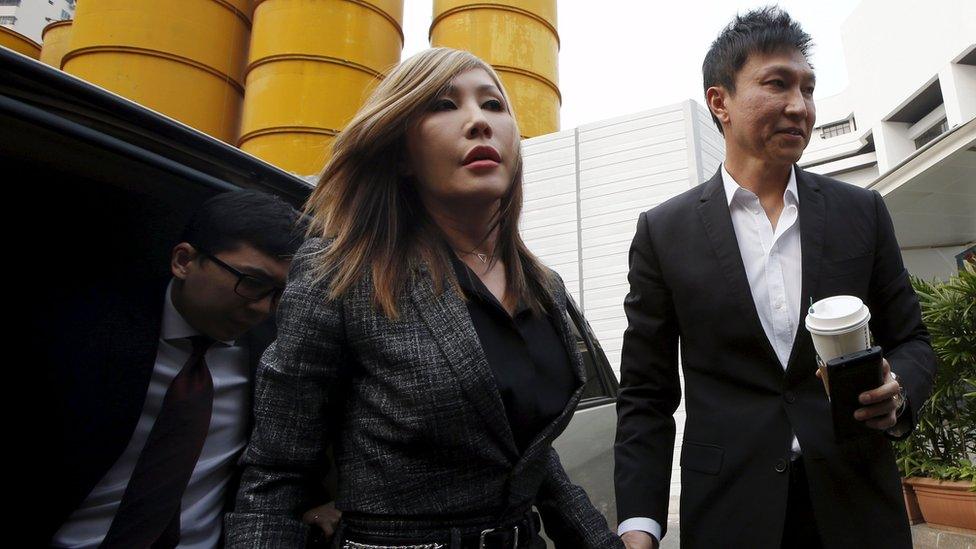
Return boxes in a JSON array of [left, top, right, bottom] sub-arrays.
[[304, 47, 553, 318]]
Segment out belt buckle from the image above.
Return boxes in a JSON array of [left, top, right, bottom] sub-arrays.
[[479, 525, 518, 549], [342, 542, 446, 549]]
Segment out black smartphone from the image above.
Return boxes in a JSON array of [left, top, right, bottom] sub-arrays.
[[826, 345, 884, 442]]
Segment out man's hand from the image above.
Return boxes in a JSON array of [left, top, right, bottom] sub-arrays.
[[302, 501, 342, 539], [621, 530, 659, 549], [854, 358, 901, 430]]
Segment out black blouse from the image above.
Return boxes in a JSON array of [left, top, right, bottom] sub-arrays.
[[450, 254, 579, 453]]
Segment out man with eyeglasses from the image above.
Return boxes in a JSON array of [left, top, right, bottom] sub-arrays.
[[49, 190, 326, 548]]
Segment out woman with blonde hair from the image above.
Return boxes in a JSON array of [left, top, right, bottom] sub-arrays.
[[226, 48, 623, 549]]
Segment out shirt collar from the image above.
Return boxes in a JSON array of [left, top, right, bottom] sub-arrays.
[[448, 251, 530, 317], [161, 280, 235, 346], [721, 163, 799, 209]]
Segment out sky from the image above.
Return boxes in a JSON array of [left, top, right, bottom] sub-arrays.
[[401, 0, 861, 130]]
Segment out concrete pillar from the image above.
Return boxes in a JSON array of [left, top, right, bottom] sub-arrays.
[[939, 63, 976, 127], [874, 121, 915, 172]]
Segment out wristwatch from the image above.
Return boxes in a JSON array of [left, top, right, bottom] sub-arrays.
[[890, 371, 908, 418]]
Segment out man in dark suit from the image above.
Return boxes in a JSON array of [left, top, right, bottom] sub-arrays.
[[45, 190, 308, 547], [614, 7, 935, 549]]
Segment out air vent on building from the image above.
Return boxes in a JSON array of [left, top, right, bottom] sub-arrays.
[[820, 118, 855, 139], [914, 118, 949, 149]]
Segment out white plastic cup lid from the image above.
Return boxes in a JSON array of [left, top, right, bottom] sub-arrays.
[[805, 295, 871, 335]]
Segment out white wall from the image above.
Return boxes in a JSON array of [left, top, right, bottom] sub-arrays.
[[522, 100, 724, 500], [827, 164, 880, 188], [804, 0, 976, 174], [521, 129, 581, 301], [577, 104, 692, 371], [523, 100, 723, 376], [838, 0, 976, 127], [695, 102, 724, 180], [902, 245, 970, 281], [940, 62, 976, 127]]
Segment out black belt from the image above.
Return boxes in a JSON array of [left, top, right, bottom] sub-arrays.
[[326, 510, 540, 549]]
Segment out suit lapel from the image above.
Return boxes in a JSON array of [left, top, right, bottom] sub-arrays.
[[409, 266, 520, 461], [785, 168, 825, 383], [696, 170, 782, 371]]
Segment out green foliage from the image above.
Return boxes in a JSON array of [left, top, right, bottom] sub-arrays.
[[894, 263, 976, 482]]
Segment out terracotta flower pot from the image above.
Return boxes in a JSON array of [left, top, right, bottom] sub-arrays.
[[902, 478, 924, 524], [907, 477, 976, 532]]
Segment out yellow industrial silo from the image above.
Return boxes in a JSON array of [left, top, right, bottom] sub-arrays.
[[40, 20, 73, 69], [0, 26, 41, 59], [430, 0, 560, 138], [61, 0, 252, 143], [239, 0, 404, 176]]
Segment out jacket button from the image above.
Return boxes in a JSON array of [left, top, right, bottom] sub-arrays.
[[784, 391, 796, 403], [775, 458, 789, 473]]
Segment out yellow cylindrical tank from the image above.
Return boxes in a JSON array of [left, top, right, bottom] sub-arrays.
[[239, 0, 404, 176], [40, 20, 73, 69], [0, 26, 41, 59], [430, 0, 560, 138], [62, 0, 252, 143]]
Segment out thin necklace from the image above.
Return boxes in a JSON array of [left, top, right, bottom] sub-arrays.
[[453, 248, 493, 264]]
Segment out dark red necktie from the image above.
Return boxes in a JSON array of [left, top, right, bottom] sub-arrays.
[[101, 335, 216, 549]]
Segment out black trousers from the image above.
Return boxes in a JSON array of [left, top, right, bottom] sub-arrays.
[[780, 459, 824, 549]]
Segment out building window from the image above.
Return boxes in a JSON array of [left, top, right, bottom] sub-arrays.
[[914, 118, 949, 149], [820, 118, 854, 139], [0, 16, 17, 25], [0, 0, 21, 7]]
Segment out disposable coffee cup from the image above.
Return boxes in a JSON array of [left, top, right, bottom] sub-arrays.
[[805, 295, 872, 395]]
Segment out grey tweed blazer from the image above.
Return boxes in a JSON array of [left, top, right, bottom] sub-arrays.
[[225, 238, 622, 548]]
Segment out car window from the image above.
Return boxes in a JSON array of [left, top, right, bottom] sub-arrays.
[[566, 312, 613, 401]]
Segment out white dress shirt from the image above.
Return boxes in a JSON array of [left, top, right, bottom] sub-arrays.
[[618, 165, 803, 542], [53, 281, 252, 549]]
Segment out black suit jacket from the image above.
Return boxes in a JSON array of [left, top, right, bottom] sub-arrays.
[[40, 276, 274, 544], [614, 168, 935, 548]]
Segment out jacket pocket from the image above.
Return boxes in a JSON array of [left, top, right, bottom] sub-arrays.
[[680, 441, 724, 475], [822, 252, 872, 279]]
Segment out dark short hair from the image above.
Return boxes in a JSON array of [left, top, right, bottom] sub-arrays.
[[181, 190, 307, 259], [703, 6, 813, 133]]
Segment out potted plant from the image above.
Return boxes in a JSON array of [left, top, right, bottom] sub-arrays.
[[894, 263, 976, 531]]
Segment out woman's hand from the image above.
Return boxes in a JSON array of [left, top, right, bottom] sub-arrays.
[[302, 501, 342, 538]]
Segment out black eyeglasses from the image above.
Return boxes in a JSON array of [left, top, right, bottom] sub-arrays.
[[194, 246, 285, 305]]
